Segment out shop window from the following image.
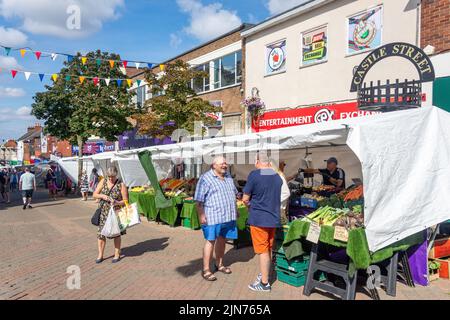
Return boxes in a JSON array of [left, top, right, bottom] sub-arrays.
[[223, 115, 242, 136]]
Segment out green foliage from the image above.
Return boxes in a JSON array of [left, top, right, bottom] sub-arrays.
[[31, 50, 136, 145], [135, 60, 220, 137]]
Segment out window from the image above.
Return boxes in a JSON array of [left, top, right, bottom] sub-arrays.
[[213, 59, 221, 89], [221, 53, 236, 87], [236, 51, 242, 83], [190, 50, 242, 93], [136, 85, 146, 109], [192, 63, 210, 93]]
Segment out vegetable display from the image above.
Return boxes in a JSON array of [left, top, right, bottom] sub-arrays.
[[344, 185, 363, 201], [304, 204, 364, 229]]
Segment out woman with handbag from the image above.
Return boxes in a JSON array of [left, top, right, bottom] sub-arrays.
[[93, 166, 129, 264]]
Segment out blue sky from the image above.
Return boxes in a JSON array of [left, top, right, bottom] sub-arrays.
[[0, 0, 308, 141]]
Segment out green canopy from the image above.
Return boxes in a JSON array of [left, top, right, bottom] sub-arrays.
[[138, 150, 173, 209]]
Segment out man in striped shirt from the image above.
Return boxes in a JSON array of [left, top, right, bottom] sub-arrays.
[[194, 156, 238, 281]]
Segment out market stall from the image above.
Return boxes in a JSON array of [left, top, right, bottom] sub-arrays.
[[63, 106, 450, 297]]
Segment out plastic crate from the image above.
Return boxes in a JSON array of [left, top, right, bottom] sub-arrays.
[[300, 197, 318, 209], [276, 267, 307, 287], [276, 256, 310, 275], [182, 218, 192, 229]]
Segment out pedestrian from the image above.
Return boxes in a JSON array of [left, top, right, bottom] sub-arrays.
[[19, 167, 36, 210], [243, 152, 283, 292], [93, 166, 128, 264], [89, 168, 100, 203], [46, 167, 57, 200], [194, 156, 238, 282], [271, 160, 291, 225], [80, 170, 89, 201], [10, 169, 18, 192], [0, 169, 11, 203]]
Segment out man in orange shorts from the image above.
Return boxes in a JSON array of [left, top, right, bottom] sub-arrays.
[[243, 152, 283, 292]]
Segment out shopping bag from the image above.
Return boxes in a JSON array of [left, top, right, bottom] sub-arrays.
[[100, 207, 121, 238], [116, 202, 141, 232]]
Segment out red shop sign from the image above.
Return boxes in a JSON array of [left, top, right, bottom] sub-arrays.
[[252, 101, 379, 132]]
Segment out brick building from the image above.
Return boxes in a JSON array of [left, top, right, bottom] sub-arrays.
[[421, 0, 450, 55], [130, 24, 254, 137], [420, 0, 450, 112], [17, 124, 73, 164]]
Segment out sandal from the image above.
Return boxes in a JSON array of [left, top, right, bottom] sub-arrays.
[[214, 265, 232, 274], [201, 270, 217, 281]]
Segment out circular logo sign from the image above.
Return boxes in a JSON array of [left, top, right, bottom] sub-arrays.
[[353, 20, 377, 47], [268, 47, 285, 71], [314, 108, 334, 123]]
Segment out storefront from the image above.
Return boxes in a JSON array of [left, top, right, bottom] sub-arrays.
[[241, 0, 422, 132]]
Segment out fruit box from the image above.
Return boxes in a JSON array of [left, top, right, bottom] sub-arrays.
[[436, 257, 450, 279], [429, 237, 450, 259]]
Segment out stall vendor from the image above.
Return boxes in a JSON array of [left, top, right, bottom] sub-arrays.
[[315, 157, 346, 189]]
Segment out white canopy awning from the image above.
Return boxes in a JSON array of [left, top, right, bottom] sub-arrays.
[[57, 106, 450, 252]]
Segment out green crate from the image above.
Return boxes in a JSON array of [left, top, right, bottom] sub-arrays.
[[276, 256, 309, 275], [182, 218, 192, 229], [276, 268, 306, 287]]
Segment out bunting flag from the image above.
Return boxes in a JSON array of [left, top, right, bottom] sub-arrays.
[[160, 64, 165, 71], [0, 44, 160, 71], [119, 66, 127, 75], [0, 66, 136, 87]]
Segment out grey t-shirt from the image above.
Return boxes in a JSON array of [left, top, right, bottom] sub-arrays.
[[20, 172, 36, 190]]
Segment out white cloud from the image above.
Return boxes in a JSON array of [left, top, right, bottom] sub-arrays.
[[266, 0, 309, 15], [0, 0, 124, 38], [0, 56, 21, 69], [0, 106, 34, 122], [0, 26, 28, 47], [0, 87, 26, 97], [177, 0, 242, 41], [170, 33, 182, 49]]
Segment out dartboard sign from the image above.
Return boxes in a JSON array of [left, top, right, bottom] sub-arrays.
[[266, 40, 286, 74], [268, 47, 285, 71]]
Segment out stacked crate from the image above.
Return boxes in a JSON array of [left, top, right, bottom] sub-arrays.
[[274, 246, 311, 287]]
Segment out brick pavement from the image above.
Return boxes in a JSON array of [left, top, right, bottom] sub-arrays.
[[0, 190, 449, 300]]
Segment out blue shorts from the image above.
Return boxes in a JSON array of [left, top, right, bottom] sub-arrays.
[[201, 221, 238, 241]]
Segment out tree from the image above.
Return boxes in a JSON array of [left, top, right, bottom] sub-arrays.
[[134, 60, 220, 139], [32, 50, 136, 188]]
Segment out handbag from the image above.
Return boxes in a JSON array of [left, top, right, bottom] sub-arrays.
[[100, 207, 121, 238], [116, 202, 141, 232], [91, 179, 119, 226]]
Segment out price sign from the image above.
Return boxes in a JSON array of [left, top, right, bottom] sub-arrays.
[[334, 226, 349, 242], [306, 221, 321, 244]]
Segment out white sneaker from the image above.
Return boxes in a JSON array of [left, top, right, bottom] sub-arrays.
[[248, 281, 271, 292]]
